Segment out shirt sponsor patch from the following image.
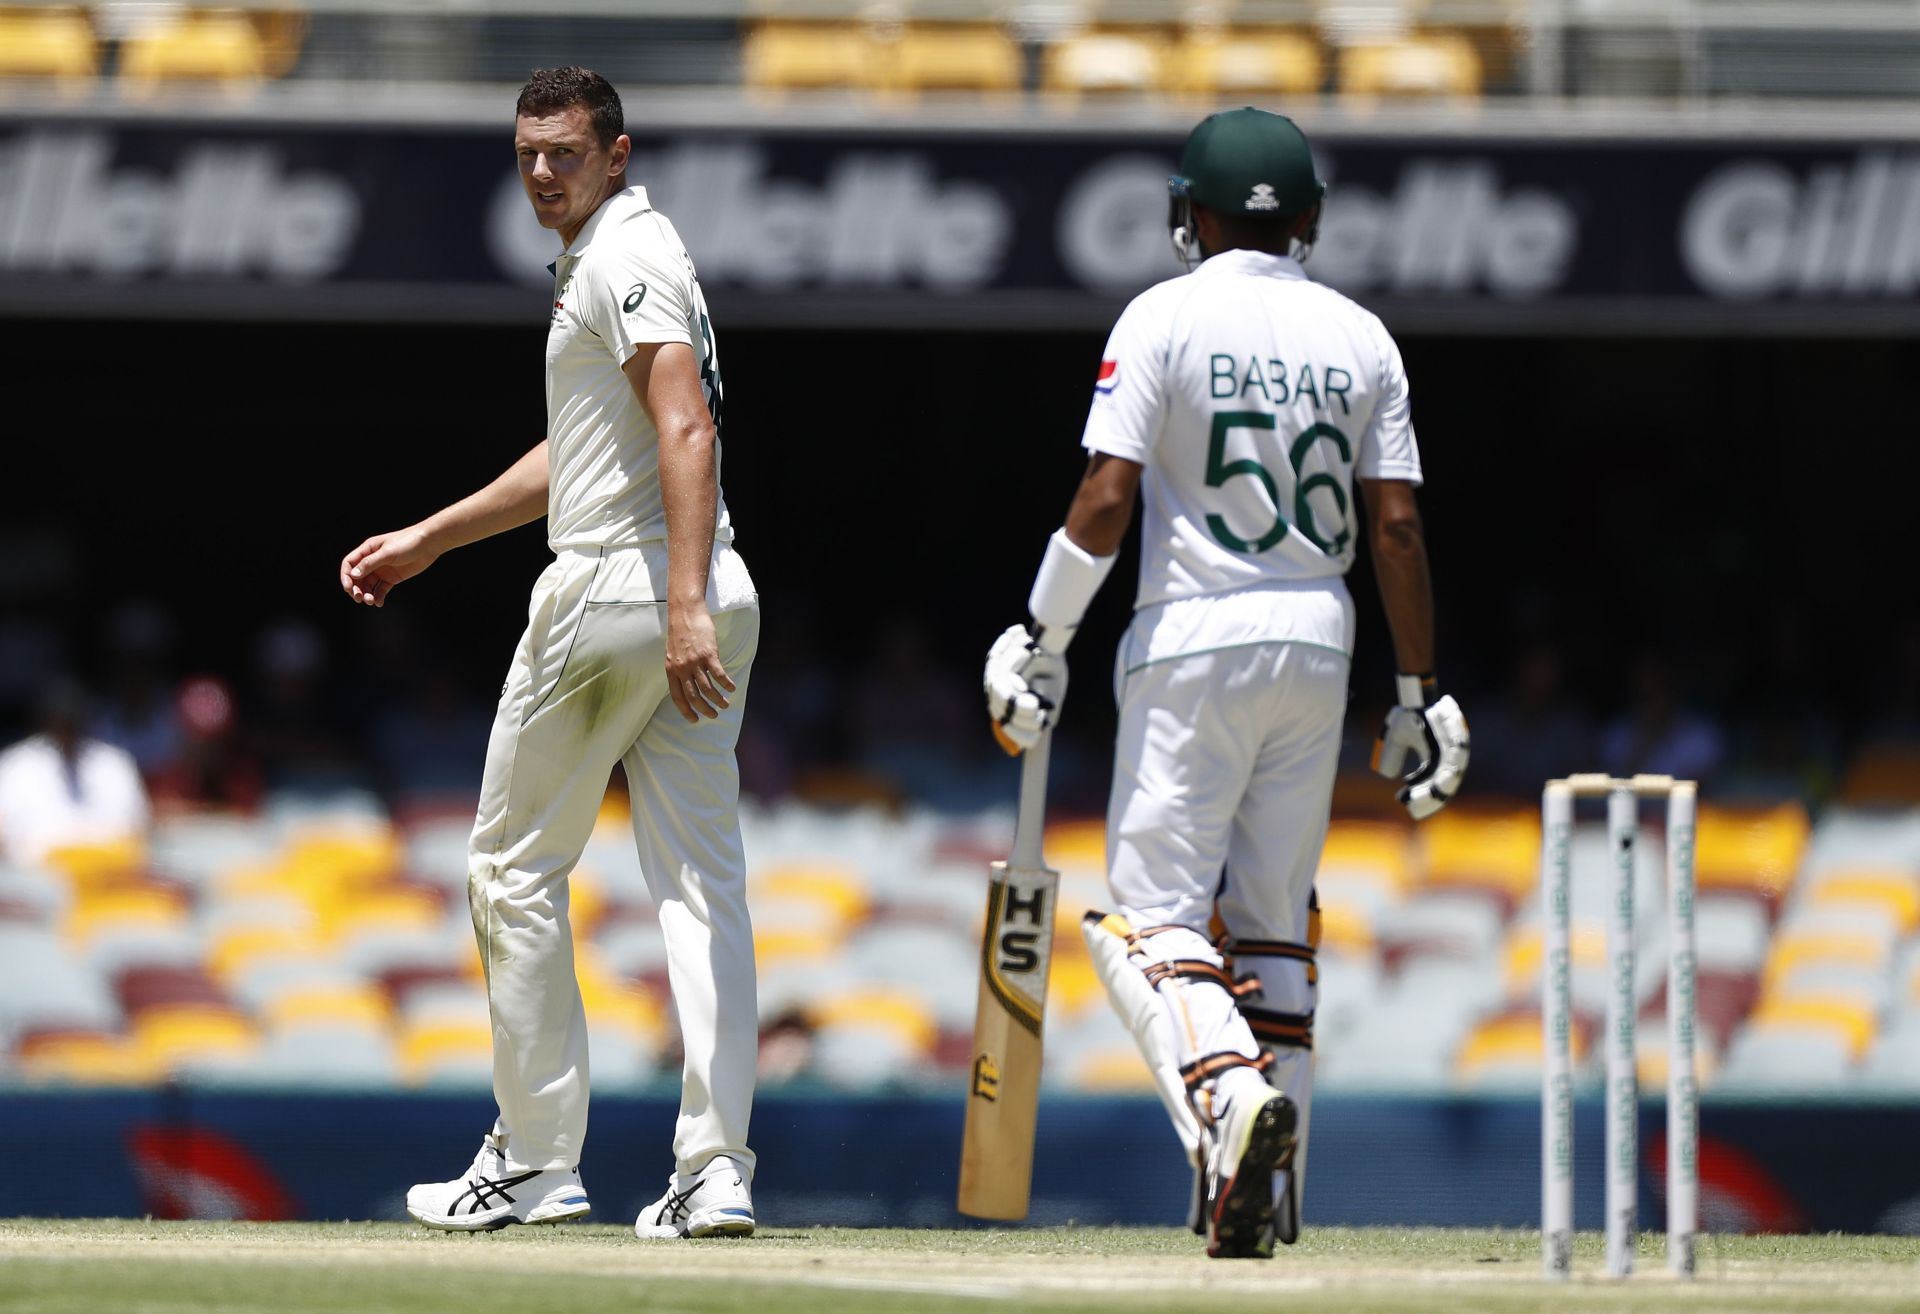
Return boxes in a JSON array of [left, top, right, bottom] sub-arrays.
[[622, 283, 648, 313], [1095, 359, 1119, 394]]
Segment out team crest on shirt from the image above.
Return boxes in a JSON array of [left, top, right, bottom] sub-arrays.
[[1095, 359, 1119, 394]]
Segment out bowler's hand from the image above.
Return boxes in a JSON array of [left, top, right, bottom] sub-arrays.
[[667, 602, 735, 723], [341, 527, 440, 608]]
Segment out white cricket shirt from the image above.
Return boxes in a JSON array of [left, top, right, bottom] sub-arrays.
[[545, 185, 732, 554], [1083, 249, 1422, 661], [0, 735, 148, 863]]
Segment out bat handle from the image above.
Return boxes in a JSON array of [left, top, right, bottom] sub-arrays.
[[1009, 725, 1052, 871]]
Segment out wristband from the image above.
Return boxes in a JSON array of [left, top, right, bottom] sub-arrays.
[[1396, 673, 1438, 709], [1028, 528, 1117, 654]]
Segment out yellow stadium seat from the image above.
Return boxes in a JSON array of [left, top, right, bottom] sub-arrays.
[[1416, 806, 1540, 902], [323, 883, 444, 943], [132, 1004, 259, 1071], [118, 8, 268, 93], [1746, 996, 1877, 1062], [42, 839, 146, 892], [752, 864, 870, 928], [808, 987, 937, 1055], [1316, 900, 1376, 956], [14, 1030, 159, 1085], [1042, 819, 1107, 871], [1048, 947, 1106, 1020], [1042, 30, 1170, 100], [1318, 819, 1413, 891], [64, 883, 188, 946], [1695, 803, 1809, 902], [883, 24, 1024, 98], [398, 1019, 493, 1084], [753, 926, 839, 967], [1454, 1011, 1569, 1083], [1636, 1037, 1715, 1091], [742, 19, 882, 93], [1338, 33, 1482, 99], [576, 944, 666, 1044], [0, 6, 96, 84], [1503, 924, 1604, 998], [1763, 931, 1892, 994], [247, 8, 306, 79], [206, 925, 319, 981], [1169, 27, 1323, 99], [263, 984, 391, 1031], [1807, 872, 1920, 934]]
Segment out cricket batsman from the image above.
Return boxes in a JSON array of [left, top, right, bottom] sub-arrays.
[[983, 108, 1469, 1257]]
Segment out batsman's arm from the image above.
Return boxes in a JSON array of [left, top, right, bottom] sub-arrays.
[[1359, 477, 1435, 677], [1062, 452, 1143, 558], [340, 440, 550, 607], [625, 341, 735, 725]]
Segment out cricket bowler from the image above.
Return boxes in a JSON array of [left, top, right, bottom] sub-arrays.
[[983, 107, 1470, 1258], [339, 67, 761, 1239]]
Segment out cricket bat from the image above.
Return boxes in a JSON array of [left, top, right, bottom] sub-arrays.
[[956, 710, 1062, 1220]]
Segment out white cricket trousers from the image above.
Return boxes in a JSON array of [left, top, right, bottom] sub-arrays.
[[467, 544, 760, 1179], [1106, 638, 1348, 1124]]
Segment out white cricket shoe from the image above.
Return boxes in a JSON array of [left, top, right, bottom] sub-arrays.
[[1205, 1086, 1297, 1259], [633, 1155, 755, 1239], [406, 1132, 591, 1231]]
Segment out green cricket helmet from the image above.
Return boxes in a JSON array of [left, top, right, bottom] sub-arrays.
[[1168, 107, 1326, 266]]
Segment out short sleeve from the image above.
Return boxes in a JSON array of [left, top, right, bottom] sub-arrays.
[[1080, 292, 1170, 464], [1356, 318, 1423, 485], [578, 216, 695, 367]]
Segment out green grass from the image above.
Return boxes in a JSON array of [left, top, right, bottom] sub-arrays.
[[1, 1221, 1916, 1314]]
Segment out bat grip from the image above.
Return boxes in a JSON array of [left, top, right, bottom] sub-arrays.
[[1009, 726, 1052, 870]]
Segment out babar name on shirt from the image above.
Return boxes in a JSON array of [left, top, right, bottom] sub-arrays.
[[1209, 354, 1355, 414]]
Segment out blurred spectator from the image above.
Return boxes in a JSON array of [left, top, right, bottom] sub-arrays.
[[0, 676, 150, 863], [757, 1008, 818, 1084], [92, 600, 182, 777], [1600, 653, 1726, 784], [0, 617, 65, 734], [852, 620, 992, 808], [372, 666, 491, 809], [734, 611, 837, 801], [247, 618, 365, 792], [148, 676, 264, 816], [1467, 641, 1594, 798]]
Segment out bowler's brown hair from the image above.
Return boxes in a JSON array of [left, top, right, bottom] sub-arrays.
[[516, 67, 624, 149]]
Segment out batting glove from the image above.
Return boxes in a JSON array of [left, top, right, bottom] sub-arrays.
[[984, 623, 1064, 755], [1372, 674, 1470, 820]]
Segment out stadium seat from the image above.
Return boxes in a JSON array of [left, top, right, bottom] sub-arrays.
[[1763, 906, 1899, 996], [131, 1003, 259, 1072], [396, 980, 493, 1085], [845, 922, 980, 1028], [118, 8, 270, 94], [807, 986, 938, 1087], [1694, 802, 1810, 908], [1453, 1009, 1566, 1088], [1694, 893, 1773, 975], [883, 24, 1024, 98], [1414, 805, 1539, 907], [1168, 26, 1323, 98], [12, 1027, 156, 1084], [149, 813, 276, 889], [1041, 30, 1170, 100], [1715, 1023, 1854, 1088], [1802, 869, 1920, 935], [1337, 32, 1482, 98], [741, 19, 883, 94], [0, 924, 123, 1040], [260, 981, 391, 1032], [1378, 890, 1506, 965], [1860, 1014, 1920, 1087], [1744, 995, 1878, 1063], [0, 6, 97, 86], [42, 838, 146, 893]]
